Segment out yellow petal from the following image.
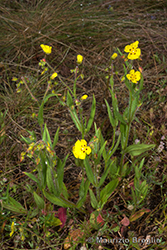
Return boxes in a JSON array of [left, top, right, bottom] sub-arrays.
[[85, 146, 91, 155], [131, 40, 139, 48], [124, 45, 131, 53]]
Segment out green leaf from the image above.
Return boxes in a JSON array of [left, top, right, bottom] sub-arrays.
[[56, 155, 68, 195], [53, 127, 60, 148], [115, 110, 127, 125], [99, 132, 107, 161], [48, 215, 62, 227], [77, 179, 90, 208], [139, 158, 145, 171], [38, 101, 44, 126], [3, 197, 27, 214], [89, 188, 98, 209], [21, 130, 37, 144], [98, 159, 114, 187], [106, 133, 121, 162], [139, 75, 143, 92], [23, 172, 39, 184], [86, 94, 96, 133], [20, 135, 32, 144], [120, 123, 126, 149], [100, 179, 119, 207], [123, 144, 155, 157], [33, 192, 45, 210], [69, 108, 82, 132], [66, 92, 82, 132], [110, 75, 114, 89], [134, 165, 140, 179], [38, 93, 59, 126], [84, 157, 95, 185], [130, 208, 150, 222], [105, 99, 115, 127], [66, 91, 73, 107], [44, 123, 52, 146], [46, 166, 57, 196], [61, 182, 69, 200], [42, 122, 47, 143], [109, 89, 119, 118], [131, 97, 138, 119], [39, 153, 47, 188], [43, 190, 76, 208], [2, 203, 27, 214], [78, 178, 85, 198], [96, 140, 107, 164]]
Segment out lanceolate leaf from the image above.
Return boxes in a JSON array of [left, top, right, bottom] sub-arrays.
[[84, 157, 95, 185], [33, 192, 45, 210], [98, 159, 114, 188], [53, 127, 60, 149], [89, 188, 98, 209], [123, 144, 155, 157], [38, 93, 58, 126], [105, 99, 115, 128], [43, 190, 76, 208], [100, 179, 119, 207], [77, 179, 90, 208], [86, 94, 96, 132], [3, 197, 27, 214], [23, 172, 39, 184], [130, 208, 150, 222]]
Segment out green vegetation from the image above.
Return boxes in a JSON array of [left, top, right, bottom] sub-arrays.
[[0, 0, 167, 249]]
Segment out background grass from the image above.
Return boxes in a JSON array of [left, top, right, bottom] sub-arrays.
[[0, 0, 167, 249]]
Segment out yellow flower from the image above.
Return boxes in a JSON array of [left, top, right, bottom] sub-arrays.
[[77, 55, 83, 64], [10, 222, 15, 237], [12, 77, 18, 81], [50, 72, 58, 79], [111, 53, 118, 60], [126, 69, 141, 83], [81, 94, 88, 100], [124, 41, 141, 60], [72, 139, 91, 159], [40, 44, 52, 55]]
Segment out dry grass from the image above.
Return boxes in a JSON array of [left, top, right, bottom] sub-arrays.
[[0, 0, 167, 249]]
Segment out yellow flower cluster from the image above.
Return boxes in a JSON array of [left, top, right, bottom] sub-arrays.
[[72, 139, 91, 159], [124, 41, 141, 60], [20, 140, 55, 163], [126, 69, 141, 84]]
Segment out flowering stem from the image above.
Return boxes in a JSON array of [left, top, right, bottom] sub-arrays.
[[58, 75, 73, 97], [79, 107, 84, 139], [43, 82, 51, 100], [73, 66, 78, 99], [21, 77, 39, 104], [119, 90, 133, 175], [94, 164, 100, 201], [111, 127, 116, 151], [45, 61, 54, 72]]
